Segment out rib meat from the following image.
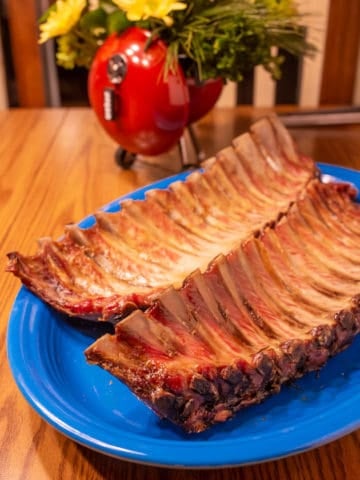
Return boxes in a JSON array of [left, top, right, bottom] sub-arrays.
[[6, 115, 317, 321], [85, 181, 360, 433]]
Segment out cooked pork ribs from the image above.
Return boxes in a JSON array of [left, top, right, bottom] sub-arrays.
[[86, 181, 360, 433], [6, 115, 317, 321]]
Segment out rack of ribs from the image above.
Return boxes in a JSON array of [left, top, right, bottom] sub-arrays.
[[86, 180, 360, 432], [6, 114, 317, 322], [8, 114, 360, 433]]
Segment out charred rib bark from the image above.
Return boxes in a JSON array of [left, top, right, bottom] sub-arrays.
[[86, 182, 360, 433]]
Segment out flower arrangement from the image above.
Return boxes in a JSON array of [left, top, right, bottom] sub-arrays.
[[39, 0, 315, 83]]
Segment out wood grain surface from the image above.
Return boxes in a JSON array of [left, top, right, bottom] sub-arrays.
[[1, 107, 359, 479]]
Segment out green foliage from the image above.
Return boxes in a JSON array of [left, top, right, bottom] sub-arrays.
[[107, 10, 132, 34], [159, 0, 315, 81], [53, 0, 315, 82], [56, 31, 99, 69]]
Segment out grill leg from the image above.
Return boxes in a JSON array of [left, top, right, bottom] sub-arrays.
[[114, 147, 136, 169], [178, 125, 205, 170], [188, 124, 206, 164]]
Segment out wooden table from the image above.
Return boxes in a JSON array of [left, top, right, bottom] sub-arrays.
[[1, 107, 359, 479]]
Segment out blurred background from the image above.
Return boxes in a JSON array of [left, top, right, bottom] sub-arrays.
[[0, 0, 359, 111]]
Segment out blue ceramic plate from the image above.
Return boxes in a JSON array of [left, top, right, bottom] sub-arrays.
[[7, 163, 360, 468]]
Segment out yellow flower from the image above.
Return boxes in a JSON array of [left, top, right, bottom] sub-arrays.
[[39, 0, 86, 43], [112, 0, 187, 26], [56, 35, 77, 69]]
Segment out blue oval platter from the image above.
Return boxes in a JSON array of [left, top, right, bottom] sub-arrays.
[[6, 163, 360, 468]]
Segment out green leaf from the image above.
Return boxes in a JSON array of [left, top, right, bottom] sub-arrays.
[[107, 10, 132, 34], [79, 8, 107, 31]]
